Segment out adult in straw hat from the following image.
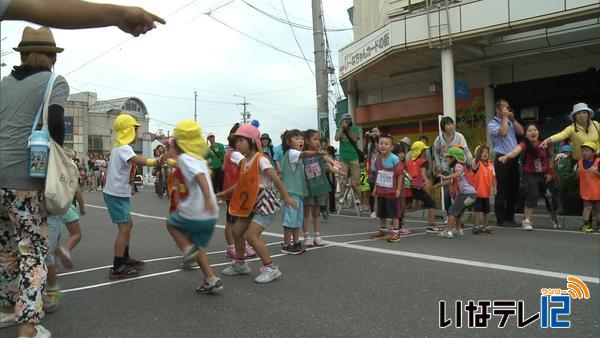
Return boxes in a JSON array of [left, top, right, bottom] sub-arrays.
[[0, 26, 69, 338], [0, 0, 165, 36], [541, 103, 600, 160]]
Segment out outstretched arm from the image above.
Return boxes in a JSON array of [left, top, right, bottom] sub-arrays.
[[2, 0, 165, 36]]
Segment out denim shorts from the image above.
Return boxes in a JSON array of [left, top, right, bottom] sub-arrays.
[[45, 213, 63, 267], [283, 194, 304, 228], [251, 212, 275, 228], [103, 193, 131, 224]]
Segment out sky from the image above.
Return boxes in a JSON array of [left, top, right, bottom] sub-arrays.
[[0, 0, 354, 145]]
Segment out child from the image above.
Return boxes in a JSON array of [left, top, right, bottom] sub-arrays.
[[280, 129, 327, 254], [359, 163, 371, 211], [42, 213, 63, 313], [407, 141, 439, 233], [302, 129, 339, 247], [55, 186, 85, 268], [162, 120, 223, 293], [499, 123, 553, 231], [370, 135, 404, 242], [221, 124, 297, 283], [439, 147, 477, 238], [471, 145, 496, 234], [217, 123, 256, 259], [103, 114, 159, 279], [392, 142, 409, 235], [576, 142, 600, 233]]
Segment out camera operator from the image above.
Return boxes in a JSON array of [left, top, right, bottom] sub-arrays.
[[335, 114, 362, 206]]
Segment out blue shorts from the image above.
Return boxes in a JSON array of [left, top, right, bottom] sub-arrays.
[[103, 193, 131, 224], [251, 213, 275, 228], [45, 214, 63, 267], [167, 212, 217, 248], [62, 204, 80, 224], [283, 194, 304, 228]]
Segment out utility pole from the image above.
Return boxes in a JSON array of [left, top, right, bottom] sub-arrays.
[[236, 96, 249, 124], [194, 91, 197, 122], [311, 0, 329, 140]]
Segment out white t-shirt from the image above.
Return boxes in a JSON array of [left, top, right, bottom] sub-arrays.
[[231, 151, 244, 165], [103, 145, 136, 197], [243, 154, 273, 188], [177, 154, 218, 220], [287, 149, 301, 171]]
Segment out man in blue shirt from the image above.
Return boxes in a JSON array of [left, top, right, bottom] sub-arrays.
[[488, 99, 524, 226]]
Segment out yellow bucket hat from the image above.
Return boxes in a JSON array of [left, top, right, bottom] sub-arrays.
[[173, 120, 208, 160], [114, 114, 140, 147], [411, 141, 429, 160], [581, 141, 599, 153]]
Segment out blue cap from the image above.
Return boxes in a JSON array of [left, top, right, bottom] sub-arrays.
[[561, 144, 572, 153]]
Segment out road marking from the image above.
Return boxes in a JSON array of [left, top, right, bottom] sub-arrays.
[[62, 245, 330, 294], [57, 242, 284, 277], [324, 241, 599, 284], [84, 204, 600, 285]]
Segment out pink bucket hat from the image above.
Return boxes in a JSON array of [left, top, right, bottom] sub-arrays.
[[233, 124, 262, 152]]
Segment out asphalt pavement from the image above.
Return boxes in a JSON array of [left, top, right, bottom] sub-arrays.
[[3, 188, 599, 337]]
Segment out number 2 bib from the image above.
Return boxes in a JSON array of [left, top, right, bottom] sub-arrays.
[[229, 153, 261, 217]]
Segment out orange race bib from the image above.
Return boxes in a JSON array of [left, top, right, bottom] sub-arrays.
[[229, 153, 261, 217]]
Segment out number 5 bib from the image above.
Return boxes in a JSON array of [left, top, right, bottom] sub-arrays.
[[229, 153, 261, 217]]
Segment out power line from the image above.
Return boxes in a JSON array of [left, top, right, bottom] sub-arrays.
[[206, 14, 314, 62], [280, 0, 314, 77], [241, 0, 352, 32]]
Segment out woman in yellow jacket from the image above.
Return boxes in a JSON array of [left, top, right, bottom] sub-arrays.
[[541, 103, 599, 160]]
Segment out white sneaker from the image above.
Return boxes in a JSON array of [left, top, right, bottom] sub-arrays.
[[222, 261, 251, 275], [370, 212, 377, 219], [452, 229, 464, 236], [304, 236, 314, 248], [17, 325, 52, 338], [0, 311, 16, 328], [313, 236, 325, 247], [254, 265, 282, 283], [439, 231, 454, 239], [522, 219, 533, 231]]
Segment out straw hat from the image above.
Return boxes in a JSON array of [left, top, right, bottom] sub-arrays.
[[13, 27, 64, 53]]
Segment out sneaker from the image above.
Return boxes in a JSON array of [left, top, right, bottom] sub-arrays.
[[281, 243, 292, 254], [225, 246, 235, 259], [304, 236, 314, 248], [387, 231, 401, 243], [313, 236, 325, 247], [222, 261, 251, 276], [284, 242, 304, 255], [244, 243, 256, 258], [582, 224, 594, 233], [20, 324, 52, 338], [254, 265, 282, 283], [56, 246, 73, 269], [182, 246, 199, 270], [0, 311, 16, 328], [483, 226, 493, 234], [439, 231, 454, 239], [125, 257, 145, 270], [452, 229, 464, 237], [43, 288, 60, 313], [322, 209, 329, 220], [370, 229, 388, 240], [196, 278, 223, 294], [471, 226, 484, 235], [398, 228, 411, 235], [180, 260, 198, 270], [521, 219, 533, 231], [109, 265, 139, 280], [370, 212, 377, 219], [426, 225, 443, 234]]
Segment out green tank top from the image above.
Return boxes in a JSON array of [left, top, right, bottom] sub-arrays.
[[281, 150, 309, 197], [303, 156, 332, 197]]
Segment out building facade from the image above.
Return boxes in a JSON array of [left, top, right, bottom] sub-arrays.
[[64, 92, 151, 161], [339, 0, 600, 147]]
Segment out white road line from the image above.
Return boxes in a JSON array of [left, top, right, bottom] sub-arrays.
[[325, 241, 600, 284], [62, 246, 330, 294], [82, 204, 600, 285], [58, 242, 282, 277]]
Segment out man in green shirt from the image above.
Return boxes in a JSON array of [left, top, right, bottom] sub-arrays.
[[207, 132, 226, 193], [335, 114, 362, 205]]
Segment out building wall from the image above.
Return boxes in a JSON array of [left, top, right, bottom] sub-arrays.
[[353, 0, 389, 40], [63, 101, 87, 157]]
